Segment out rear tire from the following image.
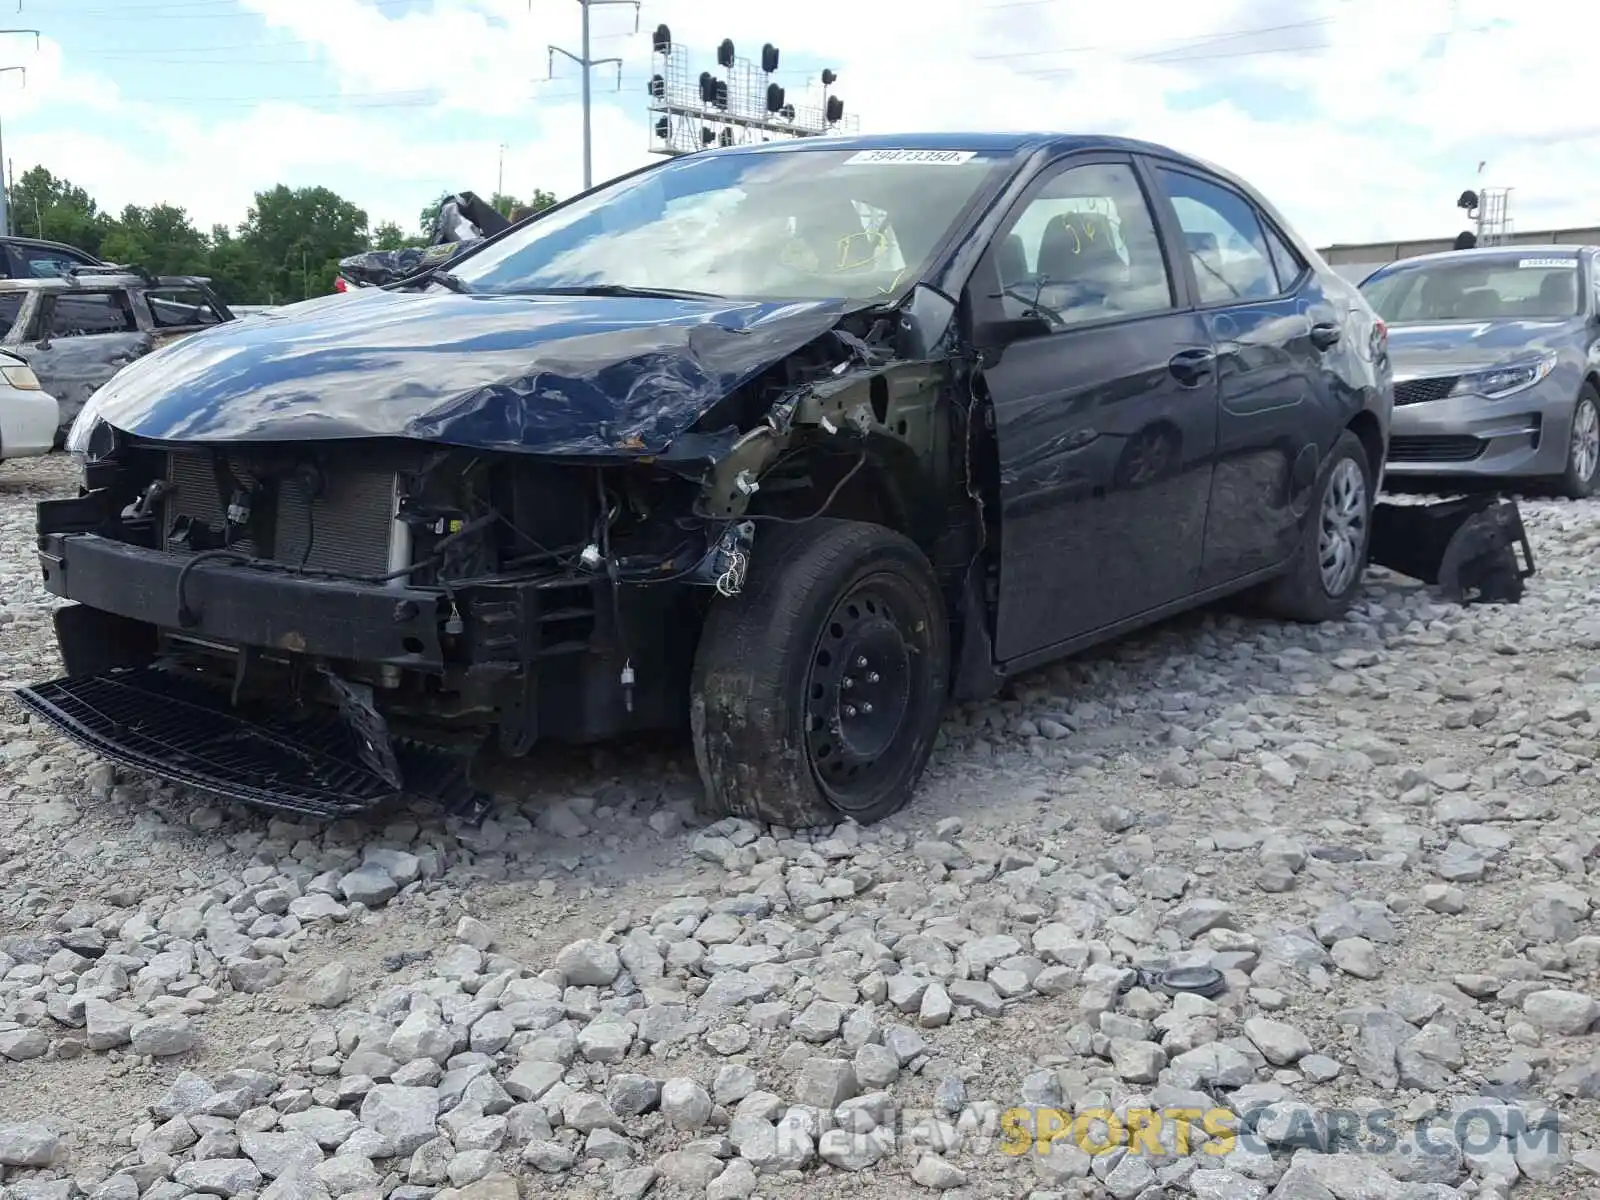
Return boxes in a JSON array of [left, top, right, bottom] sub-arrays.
[[1555, 383, 1599, 499], [690, 517, 950, 829], [1261, 429, 1374, 623]]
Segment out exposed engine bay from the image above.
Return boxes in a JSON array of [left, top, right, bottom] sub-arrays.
[[22, 300, 987, 819]]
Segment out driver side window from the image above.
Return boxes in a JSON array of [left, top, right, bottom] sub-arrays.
[[993, 161, 1175, 330]]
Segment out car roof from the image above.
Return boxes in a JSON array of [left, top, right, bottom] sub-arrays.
[[719, 130, 1218, 166], [0, 235, 102, 257], [1367, 245, 1599, 274], [0, 270, 214, 293]]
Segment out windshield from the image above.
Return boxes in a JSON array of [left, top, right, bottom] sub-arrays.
[[1361, 255, 1584, 322], [447, 147, 1010, 303]]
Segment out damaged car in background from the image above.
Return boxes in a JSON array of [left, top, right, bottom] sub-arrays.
[[0, 265, 234, 444], [24, 132, 1423, 828], [334, 191, 512, 293]]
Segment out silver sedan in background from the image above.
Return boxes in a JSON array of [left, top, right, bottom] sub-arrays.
[[1359, 245, 1600, 498]]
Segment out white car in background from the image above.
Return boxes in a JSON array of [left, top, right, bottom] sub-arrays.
[[0, 349, 59, 462]]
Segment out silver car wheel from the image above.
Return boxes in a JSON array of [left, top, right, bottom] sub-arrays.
[[1571, 396, 1599, 484], [1318, 457, 1366, 597]]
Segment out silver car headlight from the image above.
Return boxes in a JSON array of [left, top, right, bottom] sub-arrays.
[[1449, 351, 1557, 400]]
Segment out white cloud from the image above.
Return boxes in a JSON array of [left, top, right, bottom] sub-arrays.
[[11, 0, 1600, 247]]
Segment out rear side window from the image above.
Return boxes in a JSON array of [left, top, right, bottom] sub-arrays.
[[1157, 168, 1279, 303], [146, 288, 223, 328], [12, 245, 90, 279], [47, 293, 137, 337]]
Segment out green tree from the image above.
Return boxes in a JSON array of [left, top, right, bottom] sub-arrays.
[[6, 166, 112, 255], [203, 225, 261, 306], [240, 184, 370, 302], [372, 220, 415, 252], [99, 203, 210, 276]]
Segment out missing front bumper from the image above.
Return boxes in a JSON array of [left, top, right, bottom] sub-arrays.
[[1368, 495, 1536, 604], [11, 664, 487, 821]]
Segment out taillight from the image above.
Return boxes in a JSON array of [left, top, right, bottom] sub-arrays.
[[334, 276, 349, 293]]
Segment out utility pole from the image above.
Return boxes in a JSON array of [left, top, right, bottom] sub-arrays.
[[497, 142, 505, 198], [547, 0, 639, 192], [0, 32, 37, 238]]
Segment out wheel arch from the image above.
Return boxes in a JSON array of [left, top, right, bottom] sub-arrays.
[[1345, 408, 1386, 483]]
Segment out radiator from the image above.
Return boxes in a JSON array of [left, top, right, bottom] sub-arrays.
[[163, 449, 398, 578]]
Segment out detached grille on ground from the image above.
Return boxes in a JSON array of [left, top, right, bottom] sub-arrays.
[[12, 666, 484, 820], [163, 449, 398, 577], [1389, 435, 1486, 463], [1394, 376, 1460, 407]]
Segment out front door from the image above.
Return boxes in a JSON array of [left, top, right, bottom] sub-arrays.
[[970, 155, 1220, 663], [1148, 164, 1341, 585]]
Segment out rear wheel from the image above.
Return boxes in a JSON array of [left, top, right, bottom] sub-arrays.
[[691, 518, 950, 828], [1261, 429, 1374, 623], [1555, 384, 1600, 499]]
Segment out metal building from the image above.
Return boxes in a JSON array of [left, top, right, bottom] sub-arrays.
[[1316, 225, 1600, 285]]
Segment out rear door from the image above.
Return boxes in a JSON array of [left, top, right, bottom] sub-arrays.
[[1145, 163, 1341, 586], [20, 290, 152, 430], [969, 154, 1220, 662]]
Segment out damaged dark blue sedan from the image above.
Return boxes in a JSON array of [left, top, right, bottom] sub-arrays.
[[23, 132, 1392, 827]]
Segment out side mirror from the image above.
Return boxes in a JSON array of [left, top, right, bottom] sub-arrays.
[[895, 284, 957, 360], [974, 313, 1052, 348]]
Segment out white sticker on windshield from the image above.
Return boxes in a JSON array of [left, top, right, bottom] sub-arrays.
[[1518, 257, 1576, 268], [842, 149, 978, 165]]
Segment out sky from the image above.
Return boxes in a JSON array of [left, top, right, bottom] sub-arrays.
[[4, 0, 1598, 248]]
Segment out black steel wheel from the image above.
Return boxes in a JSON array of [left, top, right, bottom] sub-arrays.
[[692, 518, 950, 828]]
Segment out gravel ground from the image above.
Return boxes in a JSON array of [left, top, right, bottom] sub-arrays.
[[2, 451, 1598, 1200]]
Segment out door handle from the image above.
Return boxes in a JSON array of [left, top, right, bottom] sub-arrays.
[[1309, 321, 1341, 351], [1168, 347, 1216, 385]]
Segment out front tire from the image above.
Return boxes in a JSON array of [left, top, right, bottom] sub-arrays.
[[1261, 429, 1374, 623], [1555, 383, 1599, 499], [691, 518, 950, 829]]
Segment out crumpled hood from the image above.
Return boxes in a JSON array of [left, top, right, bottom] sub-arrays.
[[1385, 318, 1581, 378], [85, 286, 852, 456]]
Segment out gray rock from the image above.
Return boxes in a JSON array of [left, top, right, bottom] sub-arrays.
[[611, 1165, 659, 1200], [576, 1019, 631, 1063], [795, 1058, 859, 1109], [0, 1121, 60, 1167], [1522, 989, 1598, 1035], [0, 1027, 48, 1061], [555, 939, 621, 986], [817, 1127, 893, 1170], [239, 1131, 323, 1180], [607, 1073, 661, 1117], [660, 1077, 713, 1131], [1330, 937, 1382, 979], [791, 1000, 844, 1042], [305, 963, 352, 1008], [520, 1139, 575, 1173], [358, 1085, 441, 1155], [85, 997, 136, 1050], [131, 1014, 198, 1057], [174, 1159, 265, 1197], [561, 1091, 622, 1133], [339, 866, 399, 906], [1245, 1017, 1312, 1065], [911, 1153, 968, 1189]]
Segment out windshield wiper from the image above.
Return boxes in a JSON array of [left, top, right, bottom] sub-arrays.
[[513, 283, 724, 301]]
